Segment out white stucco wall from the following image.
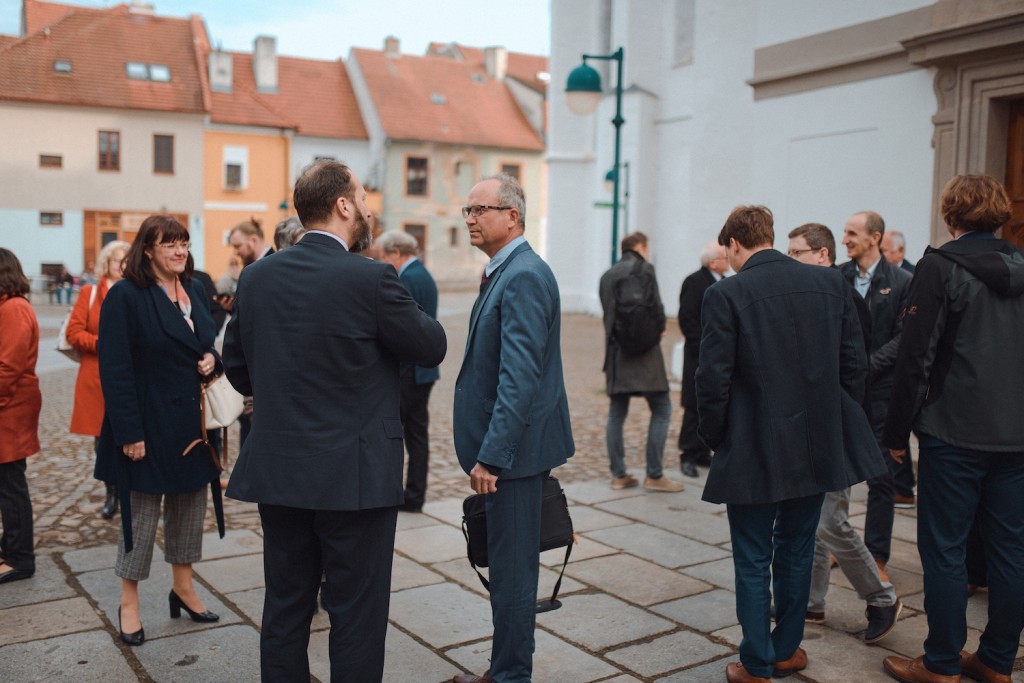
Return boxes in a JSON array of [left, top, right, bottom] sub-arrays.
[[291, 136, 372, 187]]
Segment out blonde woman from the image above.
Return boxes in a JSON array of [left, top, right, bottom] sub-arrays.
[[67, 240, 130, 519]]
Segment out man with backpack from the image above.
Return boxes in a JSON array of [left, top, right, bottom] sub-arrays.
[[599, 232, 685, 493]]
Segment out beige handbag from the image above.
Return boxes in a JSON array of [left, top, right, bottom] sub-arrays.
[[203, 375, 244, 430]]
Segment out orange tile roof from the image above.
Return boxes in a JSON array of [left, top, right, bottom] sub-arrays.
[[208, 51, 367, 139], [427, 41, 549, 95], [23, 0, 80, 34], [0, 2, 206, 113], [352, 47, 543, 151]]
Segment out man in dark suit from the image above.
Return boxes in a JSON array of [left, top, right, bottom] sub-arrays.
[[839, 211, 913, 580], [451, 174, 574, 683], [697, 206, 883, 683], [882, 230, 915, 273], [677, 241, 728, 478], [377, 229, 440, 512], [223, 160, 447, 682]]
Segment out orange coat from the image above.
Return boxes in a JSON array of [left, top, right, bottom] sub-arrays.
[[66, 281, 108, 436], [0, 294, 41, 462]]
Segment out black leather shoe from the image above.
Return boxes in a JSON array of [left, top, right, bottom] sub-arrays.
[[681, 461, 699, 478], [101, 483, 118, 519], [865, 599, 902, 644], [169, 590, 220, 622], [118, 606, 145, 646], [0, 566, 34, 584]]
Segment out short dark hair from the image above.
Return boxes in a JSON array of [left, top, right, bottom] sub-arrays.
[[621, 231, 648, 255], [123, 215, 193, 288], [788, 223, 836, 264], [230, 217, 264, 241], [940, 174, 1012, 234], [855, 210, 885, 237], [293, 160, 356, 227], [0, 248, 31, 297], [719, 205, 774, 250]]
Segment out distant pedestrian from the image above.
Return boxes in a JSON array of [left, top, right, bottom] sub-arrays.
[[677, 240, 728, 478], [274, 216, 306, 251], [881, 230, 915, 273], [55, 266, 74, 304], [0, 248, 42, 586], [377, 229, 440, 513], [599, 232, 684, 493], [66, 240, 130, 519]]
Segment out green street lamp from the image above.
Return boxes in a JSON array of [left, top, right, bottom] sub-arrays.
[[566, 47, 624, 265], [604, 161, 630, 238]]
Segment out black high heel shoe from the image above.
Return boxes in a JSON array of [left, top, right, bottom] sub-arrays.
[[118, 606, 145, 646], [168, 589, 220, 622]]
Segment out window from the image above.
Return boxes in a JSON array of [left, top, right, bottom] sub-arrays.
[[225, 164, 242, 189], [98, 130, 120, 171], [53, 60, 72, 73], [39, 154, 62, 168], [40, 212, 63, 226], [126, 62, 171, 81], [126, 62, 149, 79], [149, 64, 170, 82], [500, 163, 521, 180], [153, 135, 174, 174], [449, 226, 459, 247], [223, 145, 248, 190], [406, 157, 428, 196], [404, 224, 426, 254]]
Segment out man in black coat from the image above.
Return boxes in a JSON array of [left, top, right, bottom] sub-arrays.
[[223, 161, 447, 682], [839, 211, 913, 579], [697, 206, 883, 683], [677, 241, 728, 478]]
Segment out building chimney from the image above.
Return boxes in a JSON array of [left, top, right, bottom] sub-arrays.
[[484, 46, 508, 80], [384, 35, 400, 56], [253, 35, 278, 92], [128, 0, 155, 15], [209, 50, 233, 93]]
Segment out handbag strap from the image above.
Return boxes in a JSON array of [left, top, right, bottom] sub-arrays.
[[182, 380, 223, 473], [462, 519, 491, 592]]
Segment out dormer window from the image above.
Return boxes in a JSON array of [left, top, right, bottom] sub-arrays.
[[149, 64, 170, 82], [53, 60, 72, 73], [126, 62, 171, 82], [126, 62, 148, 79], [430, 93, 447, 105]]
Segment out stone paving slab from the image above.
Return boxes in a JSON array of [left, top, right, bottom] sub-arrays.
[[681, 557, 735, 590], [196, 528, 264, 560], [650, 588, 739, 633], [565, 554, 713, 606], [541, 535, 619, 565], [586, 523, 730, 569], [0, 630, 137, 683], [537, 594, 675, 651], [430, 556, 588, 599], [655, 656, 734, 682], [388, 582, 492, 649], [0, 596, 102, 645], [394, 522, 470, 565], [309, 625, 457, 683], [131, 623, 261, 682], [225, 585, 330, 632], [63, 544, 118, 574], [606, 629, 732, 678], [0, 555, 76, 609], [194, 553, 266, 594], [390, 554, 447, 592], [566, 504, 634, 533]]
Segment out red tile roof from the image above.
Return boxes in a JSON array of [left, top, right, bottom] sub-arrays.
[[23, 0, 80, 34], [208, 51, 367, 139], [352, 47, 543, 150], [427, 42, 549, 95], [0, 2, 206, 113]]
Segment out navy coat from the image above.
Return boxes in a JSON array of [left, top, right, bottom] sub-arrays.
[[96, 277, 224, 551], [696, 249, 885, 505], [223, 232, 447, 510], [453, 242, 574, 479], [678, 266, 717, 409], [399, 258, 440, 385]]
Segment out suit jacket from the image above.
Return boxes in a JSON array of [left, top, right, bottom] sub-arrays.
[[453, 242, 574, 479], [399, 258, 440, 385], [900, 259, 915, 274], [96, 277, 224, 550], [696, 249, 884, 505], [598, 250, 669, 395], [223, 232, 446, 510], [678, 266, 717, 408], [838, 258, 912, 404]]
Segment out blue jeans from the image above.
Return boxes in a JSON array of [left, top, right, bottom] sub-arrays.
[[727, 494, 824, 678], [606, 392, 671, 479], [917, 437, 1024, 676]]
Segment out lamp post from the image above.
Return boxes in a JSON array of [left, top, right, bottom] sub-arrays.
[[566, 47, 624, 265], [604, 161, 630, 237]]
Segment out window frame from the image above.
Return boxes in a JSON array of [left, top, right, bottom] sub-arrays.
[[405, 156, 429, 197], [39, 154, 63, 169], [98, 130, 120, 171], [153, 134, 174, 175], [40, 211, 64, 226]]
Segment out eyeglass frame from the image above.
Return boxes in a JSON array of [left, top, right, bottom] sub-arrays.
[[787, 247, 820, 257], [156, 241, 191, 251], [461, 205, 511, 219]]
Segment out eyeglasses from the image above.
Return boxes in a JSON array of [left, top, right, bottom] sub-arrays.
[[461, 205, 511, 218], [787, 248, 818, 257], [157, 241, 191, 251]]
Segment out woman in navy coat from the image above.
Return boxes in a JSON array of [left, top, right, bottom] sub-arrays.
[[96, 215, 224, 646]]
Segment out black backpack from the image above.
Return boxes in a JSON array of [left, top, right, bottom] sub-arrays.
[[612, 258, 663, 356]]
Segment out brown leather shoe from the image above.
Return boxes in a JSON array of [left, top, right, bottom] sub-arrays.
[[960, 651, 1010, 683], [725, 662, 770, 683], [773, 647, 807, 677], [883, 655, 960, 682], [453, 671, 492, 683]]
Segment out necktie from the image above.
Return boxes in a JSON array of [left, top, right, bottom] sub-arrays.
[[480, 270, 490, 293]]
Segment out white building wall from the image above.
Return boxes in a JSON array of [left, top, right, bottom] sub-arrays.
[[549, 0, 943, 316], [291, 136, 372, 187]]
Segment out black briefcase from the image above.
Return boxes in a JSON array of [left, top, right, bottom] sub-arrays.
[[461, 475, 574, 612]]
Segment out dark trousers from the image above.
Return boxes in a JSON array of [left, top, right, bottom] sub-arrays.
[[258, 504, 398, 683], [917, 440, 1024, 676], [400, 370, 433, 508], [485, 471, 546, 683], [864, 397, 896, 563], [0, 459, 34, 573], [893, 440, 915, 498], [677, 406, 710, 464], [727, 493, 824, 679]]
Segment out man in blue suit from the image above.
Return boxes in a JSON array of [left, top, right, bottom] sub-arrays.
[[377, 229, 440, 512], [696, 206, 884, 683], [452, 175, 575, 683], [223, 161, 447, 682]]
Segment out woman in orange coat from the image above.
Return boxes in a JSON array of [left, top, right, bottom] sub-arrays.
[[0, 248, 42, 585], [67, 240, 130, 519]]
